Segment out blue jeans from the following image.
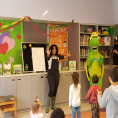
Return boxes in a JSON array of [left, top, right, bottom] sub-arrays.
[[71, 106, 81, 118]]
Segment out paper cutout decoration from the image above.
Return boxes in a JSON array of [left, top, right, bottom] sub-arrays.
[[10, 27, 13, 31], [0, 32, 15, 55], [3, 36, 15, 51], [0, 32, 10, 44], [17, 34, 21, 39], [9, 56, 14, 63], [29, 44, 32, 47], [0, 22, 2, 28], [0, 42, 8, 55], [23, 44, 26, 49], [25, 64, 28, 70], [0, 16, 74, 37]]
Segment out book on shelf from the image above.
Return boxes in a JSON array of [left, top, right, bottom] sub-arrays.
[[0, 64, 2, 75], [62, 60, 69, 71], [69, 61, 76, 71], [3, 62, 11, 75], [80, 60, 86, 70], [80, 35, 90, 45], [59, 63, 61, 71], [80, 47, 90, 57], [13, 64, 22, 74]]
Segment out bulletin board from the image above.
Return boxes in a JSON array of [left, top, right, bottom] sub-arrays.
[[47, 25, 68, 66], [0, 20, 23, 72], [22, 43, 48, 72]]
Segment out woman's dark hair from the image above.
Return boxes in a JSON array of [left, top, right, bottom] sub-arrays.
[[50, 108, 65, 118], [72, 72, 79, 88], [49, 44, 58, 56], [109, 65, 118, 82], [92, 74, 99, 84]]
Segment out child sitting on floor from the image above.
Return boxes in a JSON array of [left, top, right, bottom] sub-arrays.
[[30, 96, 43, 118]]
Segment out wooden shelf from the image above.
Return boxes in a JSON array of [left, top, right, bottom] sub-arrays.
[[79, 23, 114, 72], [80, 70, 86, 71], [80, 57, 87, 59], [99, 45, 113, 46], [80, 45, 89, 46], [104, 57, 111, 58], [80, 45, 113, 46], [80, 32, 91, 35], [98, 34, 114, 36]]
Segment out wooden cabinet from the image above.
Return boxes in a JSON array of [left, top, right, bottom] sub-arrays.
[[80, 71, 90, 99], [16, 75, 31, 110], [102, 68, 110, 92], [31, 74, 45, 106], [44, 74, 49, 106], [1, 76, 16, 97], [57, 73, 69, 103]]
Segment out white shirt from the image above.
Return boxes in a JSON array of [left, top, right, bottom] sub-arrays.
[[69, 84, 81, 107], [30, 111, 43, 118]]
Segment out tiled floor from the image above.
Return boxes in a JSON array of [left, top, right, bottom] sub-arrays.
[[4, 101, 91, 118]]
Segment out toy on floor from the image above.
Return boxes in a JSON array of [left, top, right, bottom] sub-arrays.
[[86, 32, 104, 88]]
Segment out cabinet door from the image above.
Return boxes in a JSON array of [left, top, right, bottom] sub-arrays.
[[102, 68, 110, 92], [1, 77, 16, 97], [31, 74, 45, 106], [80, 71, 90, 99], [57, 73, 69, 103], [17, 75, 31, 110], [44, 74, 49, 106], [68, 72, 73, 88]]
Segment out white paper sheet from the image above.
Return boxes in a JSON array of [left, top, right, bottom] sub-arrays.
[[31, 47, 45, 72]]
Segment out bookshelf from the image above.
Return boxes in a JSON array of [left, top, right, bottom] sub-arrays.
[[79, 23, 114, 71], [79, 23, 114, 99]]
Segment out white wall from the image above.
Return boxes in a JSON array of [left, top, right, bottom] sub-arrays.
[[0, 0, 114, 24], [114, 0, 118, 24]]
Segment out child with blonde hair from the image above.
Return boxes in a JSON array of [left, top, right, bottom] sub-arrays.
[[30, 96, 43, 118], [69, 72, 81, 118]]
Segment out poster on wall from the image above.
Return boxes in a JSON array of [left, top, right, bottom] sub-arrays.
[[0, 20, 23, 72], [47, 25, 68, 66], [31, 47, 46, 72]]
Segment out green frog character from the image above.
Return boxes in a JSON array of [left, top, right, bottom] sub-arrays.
[[86, 32, 104, 88]]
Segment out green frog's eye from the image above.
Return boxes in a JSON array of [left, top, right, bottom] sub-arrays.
[[98, 37, 100, 40], [90, 37, 92, 40]]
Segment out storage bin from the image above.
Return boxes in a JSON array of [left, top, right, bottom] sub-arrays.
[[108, 26, 114, 35], [102, 31, 109, 35], [103, 36, 111, 45]]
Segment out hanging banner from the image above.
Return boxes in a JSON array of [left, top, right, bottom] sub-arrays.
[[48, 25, 68, 65]]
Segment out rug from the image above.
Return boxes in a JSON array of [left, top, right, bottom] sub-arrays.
[[65, 109, 106, 118]]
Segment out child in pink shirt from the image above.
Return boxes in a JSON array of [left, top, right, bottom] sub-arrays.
[[85, 74, 101, 118]]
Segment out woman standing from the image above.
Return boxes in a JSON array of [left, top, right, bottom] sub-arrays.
[[45, 44, 71, 113]]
